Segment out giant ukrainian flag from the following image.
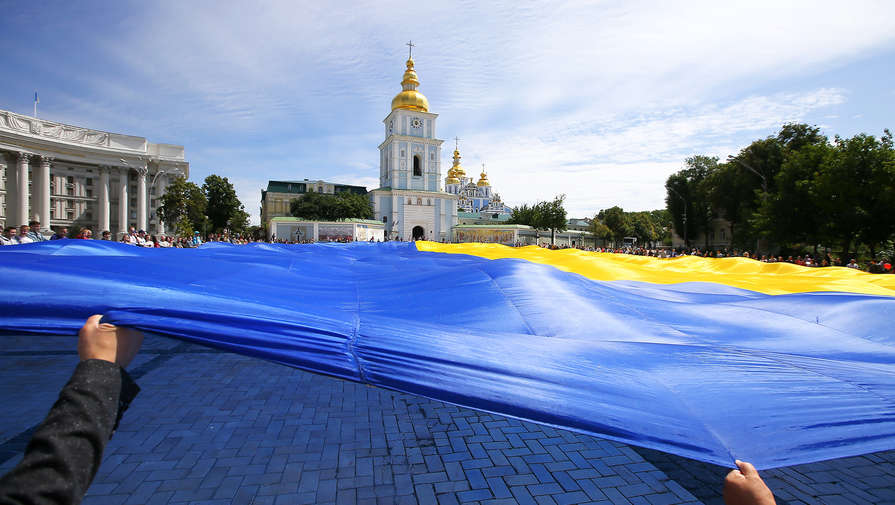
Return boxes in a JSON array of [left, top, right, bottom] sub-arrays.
[[2, 240, 894, 469]]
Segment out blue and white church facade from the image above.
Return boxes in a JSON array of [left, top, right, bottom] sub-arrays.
[[444, 148, 512, 217], [369, 54, 458, 241]]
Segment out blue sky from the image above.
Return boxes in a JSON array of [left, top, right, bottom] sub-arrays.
[[2, 0, 894, 224]]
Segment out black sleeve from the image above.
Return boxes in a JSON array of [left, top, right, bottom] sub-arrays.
[[0, 360, 140, 505]]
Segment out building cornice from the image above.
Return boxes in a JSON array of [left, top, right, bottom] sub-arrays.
[[0, 109, 187, 170], [370, 188, 458, 199], [378, 134, 444, 150]]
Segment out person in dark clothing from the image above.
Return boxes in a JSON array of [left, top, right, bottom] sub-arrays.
[[0, 315, 143, 505]]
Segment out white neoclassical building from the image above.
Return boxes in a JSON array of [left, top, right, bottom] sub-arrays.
[[369, 52, 458, 241], [0, 109, 188, 236]]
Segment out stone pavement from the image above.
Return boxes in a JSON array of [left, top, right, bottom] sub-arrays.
[[1, 333, 893, 505]]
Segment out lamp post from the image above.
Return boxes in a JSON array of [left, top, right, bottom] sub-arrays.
[[669, 187, 687, 249], [728, 155, 768, 255]]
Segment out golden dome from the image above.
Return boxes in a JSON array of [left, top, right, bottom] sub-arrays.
[[391, 58, 429, 112], [451, 148, 466, 178], [477, 170, 490, 187]]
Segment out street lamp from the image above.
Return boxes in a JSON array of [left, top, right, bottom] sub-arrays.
[[669, 187, 687, 249], [728, 155, 768, 255]]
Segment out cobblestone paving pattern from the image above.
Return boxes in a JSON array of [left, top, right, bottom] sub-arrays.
[[1, 333, 892, 504]]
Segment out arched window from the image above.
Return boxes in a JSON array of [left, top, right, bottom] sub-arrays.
[[413, 155, 422, 176], [417, 198, 422, 205], [407, 198, 412, 205]]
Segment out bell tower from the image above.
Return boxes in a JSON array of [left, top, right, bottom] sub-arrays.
[[379, 42, 443, 192], [371, 43, 457, 242]]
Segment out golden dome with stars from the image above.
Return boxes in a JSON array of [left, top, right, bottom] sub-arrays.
[[391, 58, 429, 112]]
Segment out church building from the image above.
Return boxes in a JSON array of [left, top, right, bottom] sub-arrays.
[[444, 147, 512, 218], [369, 48, 458, 241]]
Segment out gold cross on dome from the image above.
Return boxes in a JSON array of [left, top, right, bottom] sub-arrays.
[[454, 137, 461, 150], [406, 40, 415, 59]]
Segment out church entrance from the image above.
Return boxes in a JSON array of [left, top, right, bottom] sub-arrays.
[[412, 226, 425, 241]]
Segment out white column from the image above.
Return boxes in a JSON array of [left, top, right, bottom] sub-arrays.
[[4, 153, 16, 227], [117, 167, 129, 237], [156, 172, 167, 234], [37, 156, 52, 231], [15, 152, 31, 226], [98, 166, 111, 233], [136, 166, 148, 231]]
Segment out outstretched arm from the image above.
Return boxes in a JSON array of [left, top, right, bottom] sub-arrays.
[[0, 316, 143, 505]]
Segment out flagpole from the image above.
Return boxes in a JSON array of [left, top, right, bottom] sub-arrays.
[[34, 91, 38, 118]]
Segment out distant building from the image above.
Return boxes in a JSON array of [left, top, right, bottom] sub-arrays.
[[0, 108, 188, 236], [457, 211, 512, 226], [260, 179, 366, 235], [444, 146, 512, 220], [566, 217, 593, 232], [269, 216, 384, 243], [452, 224, 592, 247]]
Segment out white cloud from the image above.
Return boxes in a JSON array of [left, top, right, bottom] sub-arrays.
[[4, 0, 893, 226], [456, 88, 846, 217]]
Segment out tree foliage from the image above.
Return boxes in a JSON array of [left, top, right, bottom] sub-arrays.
[[665, 155, 716, 247], [594, 207, 669, 247], [290, 191, 374, 221], [670, 123, 895, 259], [203, 175, 248, 234], [509, 195, 567, 244], [157, 176, 207, 236]]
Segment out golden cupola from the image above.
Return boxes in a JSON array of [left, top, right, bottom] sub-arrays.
[[477, 169, 490, 187], [445, 168, 460, 185], [446, 148, 464, 185], [391, 58, 430, 112]]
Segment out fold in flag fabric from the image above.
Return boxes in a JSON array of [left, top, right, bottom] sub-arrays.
[[1, 240, 894, 470]]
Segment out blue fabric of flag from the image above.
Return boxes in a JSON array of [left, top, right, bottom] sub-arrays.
[[1, 240, 894, 469]]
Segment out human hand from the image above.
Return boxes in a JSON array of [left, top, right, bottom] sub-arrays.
[[724, 460, 776, 505], [77, 315, 144, 368]]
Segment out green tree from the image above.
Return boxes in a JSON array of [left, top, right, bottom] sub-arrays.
[[203, 175, 247, 233], [726, 124, 826, 250], [649, 209, 672, 245], [665, 155, 716, 247], [599, 206, 630, 246], [629, 211, 658, 247], [540, 195, 568, 245], [157, 176, 207, 237], [508, 196, 567, 244], [752, 141, 832, 252], [508, 203, 538, 227], [588, 219, 612, 246], [290, 191, 373, 221], [816, 131, 895, 259]]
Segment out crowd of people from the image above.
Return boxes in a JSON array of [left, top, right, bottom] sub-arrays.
[[527, 242, 894, 274], [2, 222, 892, 274]]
